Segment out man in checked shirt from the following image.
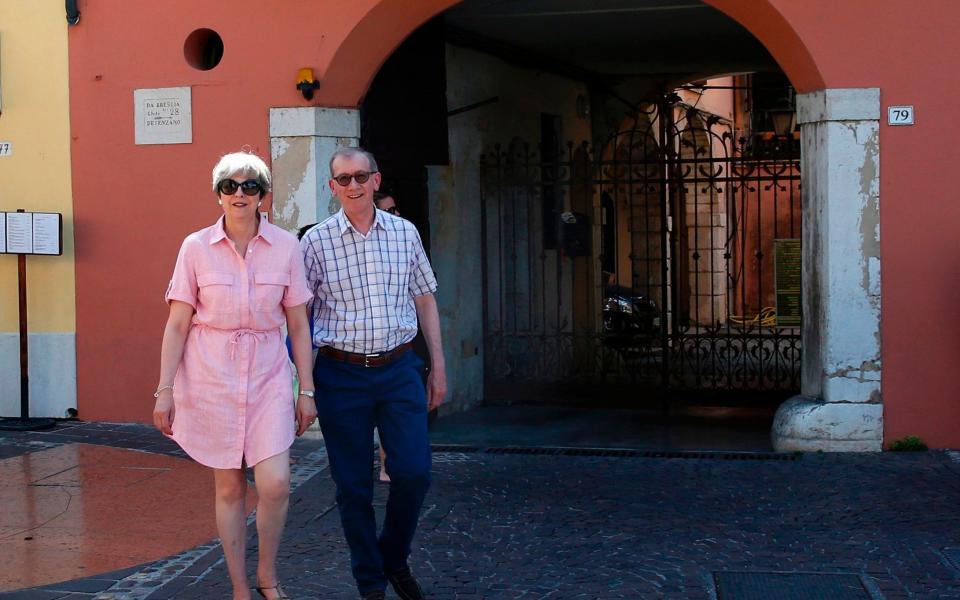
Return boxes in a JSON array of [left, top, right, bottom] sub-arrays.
[[300, 147, 446, 600]]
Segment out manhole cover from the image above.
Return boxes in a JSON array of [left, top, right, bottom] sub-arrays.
[[715, 572, 871, 600]]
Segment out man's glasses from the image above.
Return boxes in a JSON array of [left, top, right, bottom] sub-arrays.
[[332, 171, 376, 187], [217, 179, 262, 196]]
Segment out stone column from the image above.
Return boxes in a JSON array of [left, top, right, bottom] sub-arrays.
[[772, 88, 882, 452], [268, 107, 360, 233]]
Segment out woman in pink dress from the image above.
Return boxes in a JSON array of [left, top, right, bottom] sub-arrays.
[[152, 152, 316, 600]]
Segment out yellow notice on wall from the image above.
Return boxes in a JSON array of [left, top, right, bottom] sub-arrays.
[[774, 239, 801, 327]]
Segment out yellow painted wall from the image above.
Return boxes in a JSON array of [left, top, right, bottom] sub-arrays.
[[0, 0, 74, 332]]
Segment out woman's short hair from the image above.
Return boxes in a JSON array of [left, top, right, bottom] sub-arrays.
[[211, 152, 272, 197]]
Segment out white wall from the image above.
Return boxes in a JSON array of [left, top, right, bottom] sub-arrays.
[[439, 44, 592, 411], [0, 333, 77, 418]]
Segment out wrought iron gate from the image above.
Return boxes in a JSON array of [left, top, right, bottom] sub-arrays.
[[479, 100, 801, 404]]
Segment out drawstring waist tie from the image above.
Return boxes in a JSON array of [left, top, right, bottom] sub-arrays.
[[192, 324, 279, 360]]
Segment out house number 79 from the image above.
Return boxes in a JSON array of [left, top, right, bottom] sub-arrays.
[[888, 106, 915, 126]]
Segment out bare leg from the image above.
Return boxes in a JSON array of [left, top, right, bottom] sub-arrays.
[[253, 451, 291, 599], [379, 445, 390, 483], [214, 468, 252, 600]]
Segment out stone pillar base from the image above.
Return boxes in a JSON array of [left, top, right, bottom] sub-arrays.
[[772, 396, 883, 452]]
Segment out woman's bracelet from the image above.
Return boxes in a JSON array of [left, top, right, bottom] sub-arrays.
[[153, 385, 174, 398]]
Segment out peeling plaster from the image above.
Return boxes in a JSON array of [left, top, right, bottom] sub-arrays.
[[828, 359, 881, 381], [271, 137, 311, 231], [857, 127, 880, 298]]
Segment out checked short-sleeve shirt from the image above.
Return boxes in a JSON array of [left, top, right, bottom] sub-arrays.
[[300, 209, 438, 354]]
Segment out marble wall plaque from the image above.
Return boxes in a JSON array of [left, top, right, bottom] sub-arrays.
[[134, 87, 192, 145]]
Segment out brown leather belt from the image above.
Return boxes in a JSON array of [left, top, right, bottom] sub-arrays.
[[318, 342, 413, 368]]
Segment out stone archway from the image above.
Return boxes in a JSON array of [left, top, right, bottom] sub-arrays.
[[281, 1, 881, 451]]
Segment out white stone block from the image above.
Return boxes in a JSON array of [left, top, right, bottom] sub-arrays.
[[822, 375, 880, 403], [772, 396, 882, 452], [797, 88, 880, 124], [269, 107, 360, 138]]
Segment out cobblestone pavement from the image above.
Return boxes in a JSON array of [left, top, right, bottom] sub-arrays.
[[4, 422, 960, 599]]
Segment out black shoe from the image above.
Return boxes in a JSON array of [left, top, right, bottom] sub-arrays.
[[361, 590, 386, 600], [387, 568, 425, 600]]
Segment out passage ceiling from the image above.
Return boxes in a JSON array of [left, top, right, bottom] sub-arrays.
[[444, 0, 779, 80]]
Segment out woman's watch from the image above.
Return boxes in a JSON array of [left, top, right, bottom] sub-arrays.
[[299, 390, 315, 398]]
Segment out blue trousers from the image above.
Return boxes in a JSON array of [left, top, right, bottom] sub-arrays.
[[314, 350, 431, 595]]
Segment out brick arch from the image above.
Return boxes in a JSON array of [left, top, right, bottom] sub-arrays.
[[319, 0, 825, 108]]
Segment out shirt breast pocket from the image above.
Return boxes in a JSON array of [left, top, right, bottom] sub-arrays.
[[197, 272, 235, 313], [386, 259, 412, 297], [254, 272, 290, 311]]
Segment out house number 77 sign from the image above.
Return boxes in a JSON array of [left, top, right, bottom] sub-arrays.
[[888, 106, 915, 126]]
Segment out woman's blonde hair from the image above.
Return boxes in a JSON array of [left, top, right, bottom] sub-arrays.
[[211, 152, 271, 197]]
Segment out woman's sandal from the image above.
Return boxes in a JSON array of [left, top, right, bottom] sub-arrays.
[[255, 582, 290, 599]]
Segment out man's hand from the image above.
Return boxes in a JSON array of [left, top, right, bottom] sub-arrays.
[[427, 367, 447, 411], [414, 293, 447, 411], [296, 395, 318, 436]]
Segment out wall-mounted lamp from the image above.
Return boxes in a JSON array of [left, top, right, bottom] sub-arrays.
[[66, 0, 81, 25], [296, 68, 320, 101], [768, 108, 797, 137]]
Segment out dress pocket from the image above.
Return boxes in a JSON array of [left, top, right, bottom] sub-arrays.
[[254, 272, 289, 311], [197, 272, 235, 313]]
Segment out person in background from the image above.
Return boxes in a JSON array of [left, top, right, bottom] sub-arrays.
[[373, 190, 399, 215], [154, 152, 316, 600], [372, 190, 399, 483], [301, 147, 446, 600]]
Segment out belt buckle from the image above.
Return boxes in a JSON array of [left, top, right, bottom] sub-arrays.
[[364, 353, 379, 368]]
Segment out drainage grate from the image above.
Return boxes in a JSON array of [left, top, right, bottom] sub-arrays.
[[715, 572, 872, 600], [942, 547, 960, 573], [430, 444, 800, 461], [430, 444, 484, 454]]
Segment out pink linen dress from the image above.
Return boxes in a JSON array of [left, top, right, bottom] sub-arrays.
[[164, 216, 313, 469]]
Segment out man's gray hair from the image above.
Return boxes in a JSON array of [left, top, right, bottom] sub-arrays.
[[328, 147, 379, 176], [211, 152, 272, 197]]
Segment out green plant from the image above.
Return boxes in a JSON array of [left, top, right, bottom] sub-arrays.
[[888, 435, 928, 451]]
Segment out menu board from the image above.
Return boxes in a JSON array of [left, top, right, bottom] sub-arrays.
[[1, 212, 62, 256], [32, 213, 61, 255], [5, 212, 32, 254], [774, 239, 801, 327]]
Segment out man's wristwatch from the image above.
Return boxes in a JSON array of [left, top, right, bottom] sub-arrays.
[[299, 390, 315, 398]]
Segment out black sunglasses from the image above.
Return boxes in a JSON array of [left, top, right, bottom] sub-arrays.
[[332, 171, 376, 187], [217, 178, 262, 196], [383, 206, 398, 215]]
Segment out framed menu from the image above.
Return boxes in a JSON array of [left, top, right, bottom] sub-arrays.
[[1, 212, 62, 256]]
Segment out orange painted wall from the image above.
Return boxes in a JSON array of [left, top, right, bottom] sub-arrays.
[[69, 0, 454, 422], [69, 0, 960, 447], [743, 0, 960, 448]]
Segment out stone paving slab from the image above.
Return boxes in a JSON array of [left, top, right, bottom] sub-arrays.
[[4, 423, 960, 598]]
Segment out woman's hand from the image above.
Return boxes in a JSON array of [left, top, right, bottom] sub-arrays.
[[155, 300, 192, 437], [152, 389, 175, 435], [295, 394, 317, 436]]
